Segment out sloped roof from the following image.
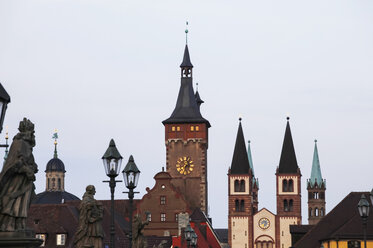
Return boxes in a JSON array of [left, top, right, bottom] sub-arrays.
[[278, 119, 299, 173], [309, 141, 324, 187], [230, 120, 250, 174], [294, 192, 373, 248], [33, 191, 80, 204]]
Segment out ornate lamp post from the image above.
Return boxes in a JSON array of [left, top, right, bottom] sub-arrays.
[[184, 223, 197, 248], [122, 155, 140, 248], [102, 139, 123, 248], [358, 194, 370, 248]]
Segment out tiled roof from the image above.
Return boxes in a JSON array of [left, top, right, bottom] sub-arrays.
[[294, 192, 373, 248]]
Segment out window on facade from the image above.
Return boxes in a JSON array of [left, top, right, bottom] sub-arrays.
[[195, 126, 199, 131], [320, 208, 324, 216], [234, 180, 240, 192], [320, 192, 325, 199], [309, 207, 313, 217], [282, 179, 288, 192], [348, 241, 361, 248], [176, 126, 180, 131], [288, 179, 294, 192], [56, 234, 66, 245], [160, 196, 166, 205], [52, 178, 56, 188], [314, 192, 319, 199], [308, 192, 313, 200], [190, 126, 194, 131], [36, 234, 46, 247], [58, 178, 61, 190], [147, 213, 152, 222], [172, 126, 175, 131], [233, 235, 235, 240], [175, 214, 178, 222], [240, 180, 245, 192], [245, 231, 247, 236], [315, 208, 319, 216], [161, 213, 166, 222], [240, 200, 245, 212], [289, 199, 293, 211], [48, 178, 50, 189], [235, 199, 240, 212], [284, 199, 288, 212]]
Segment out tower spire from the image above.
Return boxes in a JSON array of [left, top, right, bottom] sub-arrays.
[[309, 140, 324, 187], [52, 129, 58, 159], [278, 117, 299, 173], [230, 118, 250, 174]]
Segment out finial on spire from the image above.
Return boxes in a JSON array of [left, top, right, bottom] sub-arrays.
[[248, 140, 251, 144], [185, 21, 189, 44], [239, 116, 242, 122], [286, 116, 290, 121], [196, 82, 199, 91], [314, 139, 317, 143], [52, 129, 59, 158]]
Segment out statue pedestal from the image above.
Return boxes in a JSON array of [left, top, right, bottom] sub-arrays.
[[0, 230, 43, 248]]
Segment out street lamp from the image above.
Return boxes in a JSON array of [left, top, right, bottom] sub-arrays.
[[184, 223, 197, 248], [102, 139, 123, 248], [122, 155, 140, 248], [191, 231, 198, 247], [358, 194, 370, 248]]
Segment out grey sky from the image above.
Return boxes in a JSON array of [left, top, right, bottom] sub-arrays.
[[0, 0, 372, 228]]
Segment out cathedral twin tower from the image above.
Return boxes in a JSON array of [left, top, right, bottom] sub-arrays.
[[164, 41, 326, 248]]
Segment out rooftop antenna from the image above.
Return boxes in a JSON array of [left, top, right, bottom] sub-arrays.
[[185, 21, 189, 44]]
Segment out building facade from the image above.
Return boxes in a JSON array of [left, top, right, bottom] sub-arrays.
[[228, 117, 317, 248]]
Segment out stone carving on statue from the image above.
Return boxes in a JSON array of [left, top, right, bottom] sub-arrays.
[[74, 185, 104, 248], [132, 213, 149, 248], [0, 118, 38, 232]]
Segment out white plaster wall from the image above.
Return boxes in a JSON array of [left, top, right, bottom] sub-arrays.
[[277, 176, 298, 195], [253, 209, 276, 244], [279, 217, 298, 248], [230, 176, 250, 195], [231, 217, 249, 248]]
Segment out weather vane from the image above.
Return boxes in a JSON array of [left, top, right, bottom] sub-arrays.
[[185, 21, 189, 44]]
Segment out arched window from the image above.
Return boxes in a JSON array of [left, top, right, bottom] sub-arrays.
[[314, 192, 319, 199], [58, 178, 61, 190], [235, 200, 239, 212], [320, 208, 324, 216], [320, 192, 325, 199], [309, 207, 313, 217], [315, 208, 319, 216], [288, 179, 294, 192], [289, 199, 293, 211], [284, 200, 288, 212], [234, 180, 240, 192], [282, 179, 288, 192], [52, 178, 56, 188], [308, 192, 313, 200], [240, 200, 245, 212], [240, 180, 245, 192]]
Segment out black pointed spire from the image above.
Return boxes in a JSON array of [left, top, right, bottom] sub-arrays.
[[278, 117, 299, 173], [195, 85, 204, 110], [180, 45, 193, 68], [230, 118, 250, 174], [163, 44, 210, 127]]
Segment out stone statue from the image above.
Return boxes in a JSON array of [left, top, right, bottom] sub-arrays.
[[132, 214, 149, 248], [0, 118, 37, 232], [74, 185, 104, 248]]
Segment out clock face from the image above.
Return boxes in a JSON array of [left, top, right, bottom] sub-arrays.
[[258, 218, 270, 230], [176, 156, 194, 175]]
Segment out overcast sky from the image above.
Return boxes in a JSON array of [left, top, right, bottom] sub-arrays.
[[1, 0, 373, 228]]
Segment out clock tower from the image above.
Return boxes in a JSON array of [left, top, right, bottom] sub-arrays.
[[162, 44, 211, 215]]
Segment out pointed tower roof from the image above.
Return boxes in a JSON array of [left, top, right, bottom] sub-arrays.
[[278, 117, 299, 173], [230, 118, 250, 174], [180, 45, 193, 68], [195, 85, 204, 110], [162, 44, 210, 127], [309, 140, 323, 187], [247, 140, 254, 176]]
